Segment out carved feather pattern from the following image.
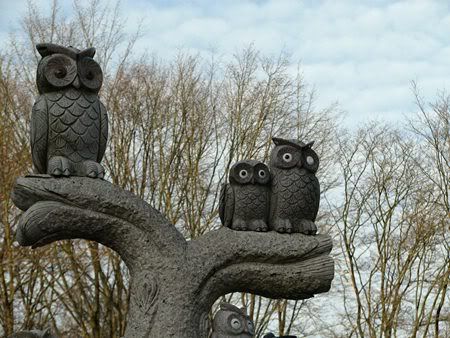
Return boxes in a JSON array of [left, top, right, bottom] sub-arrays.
[[46, 89, 101, 164], [97, 101, 108, 162], [31, 95, 49, 173], [233, 184, 269, 221], [219, 183, 234, 227], [135, 273, 159, 315], [271, 167, 320, 224]]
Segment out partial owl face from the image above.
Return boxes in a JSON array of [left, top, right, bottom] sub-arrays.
[[212, 303, 255, 337], [229, 160, 270, 185], [270, 137, 319, 173], [226, 312, 253, 335], [36, 43, 103, 94]]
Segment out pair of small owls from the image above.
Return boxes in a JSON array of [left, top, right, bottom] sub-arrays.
[[219, 137, 320, 235]]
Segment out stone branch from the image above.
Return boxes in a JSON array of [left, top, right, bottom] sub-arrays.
[[188, 229, 334, 309], [11, 175, 186, 267], [11, 176, 335, 337]]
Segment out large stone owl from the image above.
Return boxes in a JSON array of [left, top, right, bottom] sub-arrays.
[[269, 137, 320, 234], [31, 43, 108, 178], [212, 302, 255, 338], [219, 160, 270, 232]]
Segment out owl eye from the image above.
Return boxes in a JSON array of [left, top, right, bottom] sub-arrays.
[[306, 155, 314, 165], [239, 169, 248, 178], [231, 318, 242, 330], [43, 54, 76, 87], [258, 170, 266, 178], [79, 57, 103, 90], [86, 70, 95, 80], [55, 68, 67, 78], [283, 153, 293, 162]]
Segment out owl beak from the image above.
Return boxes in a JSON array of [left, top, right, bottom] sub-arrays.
[[72, 76, 80, 89]]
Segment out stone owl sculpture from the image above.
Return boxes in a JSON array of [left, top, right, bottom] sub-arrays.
[[269, 137, 320, 234], [219, 160, 271, 232], [31, 43, 108, 178], [212, 302, 255, 338]]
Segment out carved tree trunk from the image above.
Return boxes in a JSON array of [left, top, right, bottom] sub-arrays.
[[11, 175, 334, 337]]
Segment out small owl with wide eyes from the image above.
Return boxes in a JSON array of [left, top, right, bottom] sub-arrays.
[[219, 160, 270, 232], [269, 137, 320, 234], [31, 43, 108, 178], [212, 302, 255, 338]]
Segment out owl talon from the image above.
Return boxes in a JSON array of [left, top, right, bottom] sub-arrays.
[[48, 156, 71, 177], [251, 220, 268, 232], [83, 160, 105, 179], [299, 219, 317, 235], [231, 219, 248, 231], [272, 219, 292, 234], [52, 168, 62, 176]]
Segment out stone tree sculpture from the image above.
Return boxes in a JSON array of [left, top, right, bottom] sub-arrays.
[[9, 43, 334, 337]]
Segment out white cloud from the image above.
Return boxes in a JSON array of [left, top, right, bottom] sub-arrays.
[[1, 0, 449, 127]]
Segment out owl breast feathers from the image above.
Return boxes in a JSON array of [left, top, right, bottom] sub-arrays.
[[31, 43, 108, 178]]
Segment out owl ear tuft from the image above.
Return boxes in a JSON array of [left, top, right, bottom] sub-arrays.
[[36, 43, 53, 57], [272, 137, 284, 146], [219, 302, 242, 313], [303, 141, 315, 149], [79, 47, 96, 58], [36, 43, 78, 59]]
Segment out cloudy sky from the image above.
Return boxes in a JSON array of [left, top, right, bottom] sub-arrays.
[[1, 0, 449, 127]]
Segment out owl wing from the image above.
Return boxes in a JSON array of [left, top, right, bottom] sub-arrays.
[[97, 100, 108, 162], [30, 95, 48, 174], [219, 183, 234, 227], [269, 170, 278, 224]]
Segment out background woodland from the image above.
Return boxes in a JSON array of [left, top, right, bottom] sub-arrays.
[[0, 1, 448, 337]]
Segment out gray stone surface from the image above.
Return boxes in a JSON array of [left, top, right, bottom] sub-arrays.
[[212, 302, 254, 337], [219, 160, 270, 232], [11, 175, 334, 338], [269, 137, 320, 234], [32, 43, 108, 178]]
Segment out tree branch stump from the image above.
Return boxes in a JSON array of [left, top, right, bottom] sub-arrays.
[[11, 175, 334, 337]]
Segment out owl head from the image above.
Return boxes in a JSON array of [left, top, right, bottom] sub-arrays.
[[270, 137, 319, 173], [229, 160, 270, 186], [36, 43, 103, 94], [212, 302, 255, 338]]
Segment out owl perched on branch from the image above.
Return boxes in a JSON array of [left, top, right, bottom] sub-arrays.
[[269, 137, 320, 234], [31, 43, 108, 178], [212, 302, 255, 338], [219, 160, 271, 232]]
